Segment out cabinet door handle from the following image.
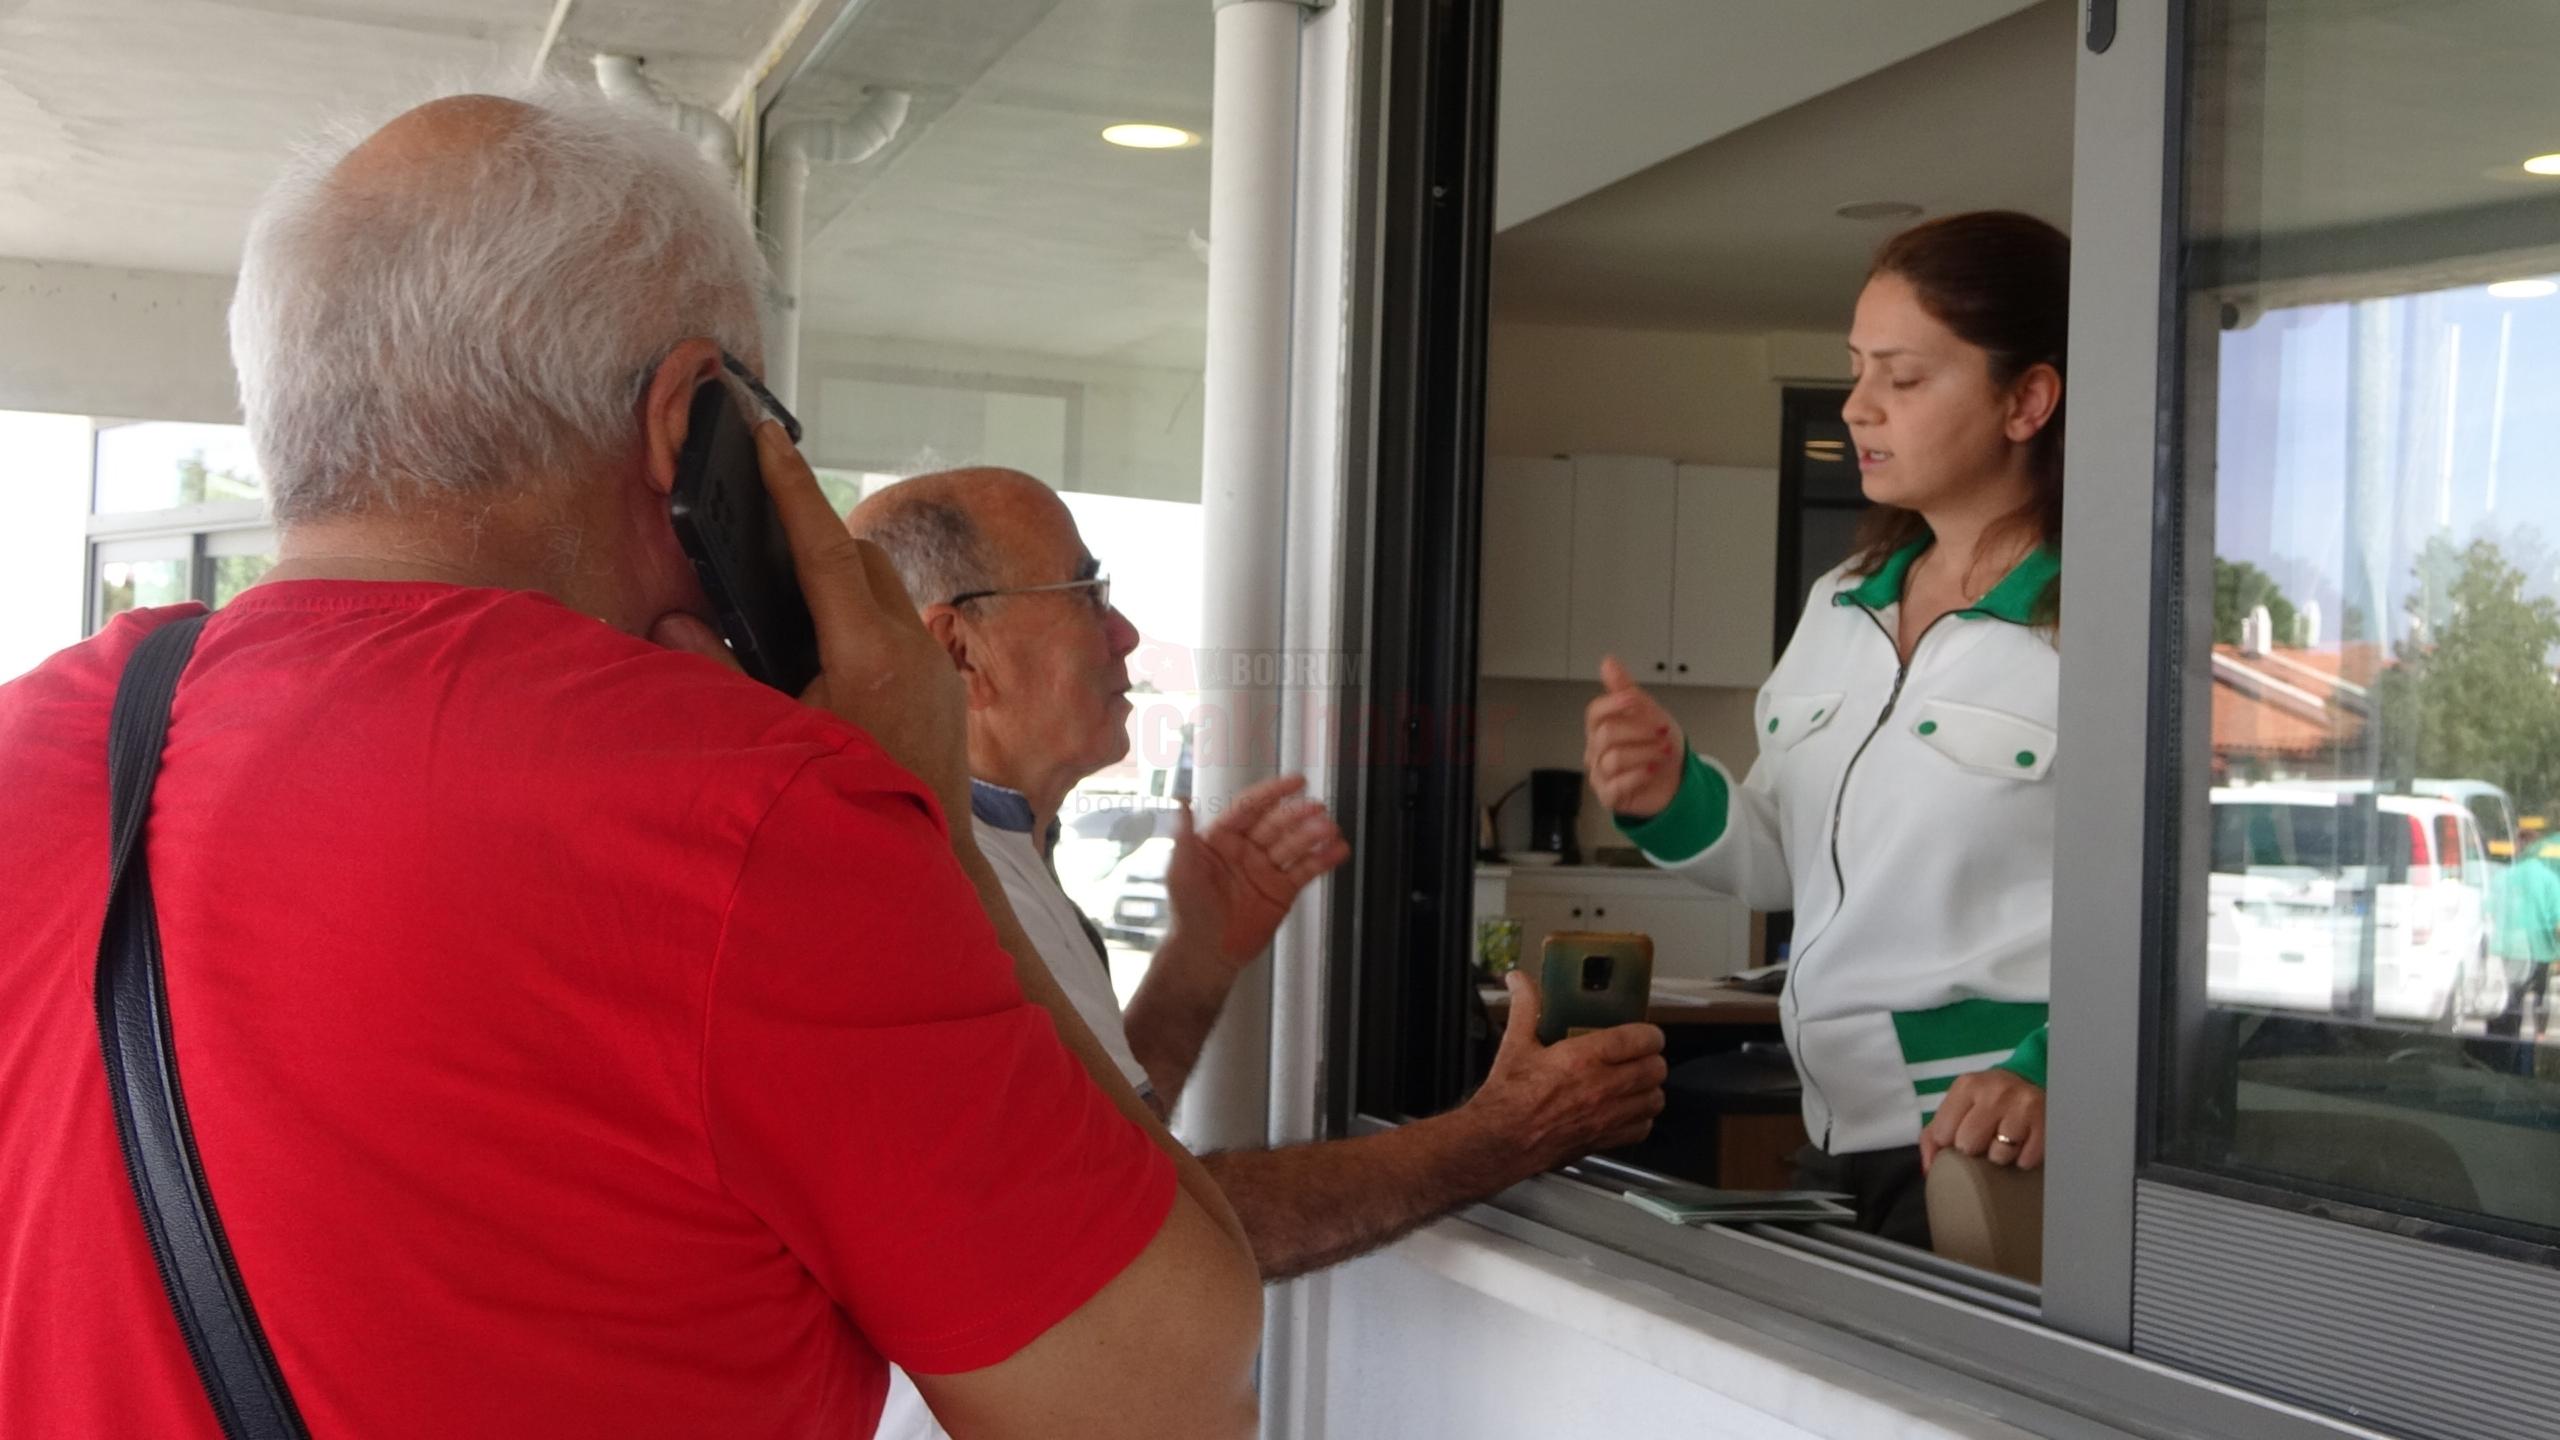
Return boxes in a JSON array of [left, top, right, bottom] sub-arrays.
[[1653, 661, 1667, 672], [1569, 906, 1583, 919], [1594, 906, 1607, 918], [1676, 662, 1689, 674]]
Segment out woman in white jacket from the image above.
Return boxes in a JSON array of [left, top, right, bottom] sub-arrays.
[[1584, 212, 2068, 1244]]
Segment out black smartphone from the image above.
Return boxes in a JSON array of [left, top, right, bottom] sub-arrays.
[[668, 363, 821, 695]]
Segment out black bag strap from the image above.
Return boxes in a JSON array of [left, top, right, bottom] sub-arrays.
[[97, 613, 311, 1440]]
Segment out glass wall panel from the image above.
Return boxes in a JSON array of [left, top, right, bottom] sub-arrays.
[[206, 528, 280, 608], [92, 538, 189, 628], [771, 0, 1212, 1002], [2162, 0, 2560, 1245], [93, 421, 262, 514]]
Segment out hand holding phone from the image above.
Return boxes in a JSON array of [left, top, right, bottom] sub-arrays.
[[1458, 961, 1669, 1185], [668, 361, 822, 695], [653, 358, 971, 823]]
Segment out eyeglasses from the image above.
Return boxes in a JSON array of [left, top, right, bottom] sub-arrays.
[[721, 353, 803, 444], [948, 571, 1113, 616]]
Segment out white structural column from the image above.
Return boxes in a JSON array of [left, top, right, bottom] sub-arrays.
[[1256, 0, 1355, 1431], [1177, 0, 1312, 1156]]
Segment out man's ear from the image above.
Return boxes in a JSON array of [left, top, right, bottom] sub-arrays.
[[637, 339, 729, 498], [923, 604, 1001, 711]]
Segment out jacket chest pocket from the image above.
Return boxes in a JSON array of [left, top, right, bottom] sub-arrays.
[[1907, 698, 2056, 781], [1760, 691, 1845, 754]]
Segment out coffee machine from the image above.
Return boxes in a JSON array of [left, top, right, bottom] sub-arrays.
[[1527, 767, 1583, 865]]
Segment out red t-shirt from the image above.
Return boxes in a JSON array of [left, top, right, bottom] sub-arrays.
[[0, 582, 1174, 1439]]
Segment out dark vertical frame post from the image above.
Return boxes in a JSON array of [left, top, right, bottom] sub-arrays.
[[1337, 0, 1504, 1124]]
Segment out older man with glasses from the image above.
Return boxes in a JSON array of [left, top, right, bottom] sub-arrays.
[[852, 466, 1670, 1440], [851, 467, 1342, 1120]]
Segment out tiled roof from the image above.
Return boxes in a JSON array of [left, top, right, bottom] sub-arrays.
[[2211, 644, 2374, 760]]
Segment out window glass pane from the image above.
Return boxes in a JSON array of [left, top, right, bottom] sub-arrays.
[[0, 411, 91, 682], [2167, 0, 2560, 1242], [94, 555, 187, 626], [210, 553, 275, 608], [205, 527, 279, 609], [776, 0, 1211, 1001], [93, 422, 262, 514], [1470, 5, 2079, 1266]]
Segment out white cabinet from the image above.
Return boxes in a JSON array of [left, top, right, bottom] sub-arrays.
[[1565, 455, 1677, 682], [1478, 458, 1576, 679], [1479, 454, 1778, 688], [1670, 463, 1779, 688], [1496, 867, 1748, 982]]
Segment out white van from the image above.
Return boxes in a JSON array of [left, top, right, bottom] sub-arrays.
[[2207, 785, 2491, 1025]]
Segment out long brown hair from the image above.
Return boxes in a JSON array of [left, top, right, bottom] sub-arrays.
[[1844, 210, 2069, 602]]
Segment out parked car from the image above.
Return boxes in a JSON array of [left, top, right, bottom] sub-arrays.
[[1096, 837, 1174, 951], [2292, 777, 2517, 861], [1053, 800, 1181, 954], [1055, 799, 1178, 891], [2284, 779, 2520, 1018], [2207, 786, 2490, 1026]]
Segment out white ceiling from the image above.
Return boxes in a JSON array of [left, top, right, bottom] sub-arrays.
[[2195, 0, 2560, 237], [780, 0, 1214, 369], [0, 0, 798, 276], [1494, 0, 2043, 232], [781, 0, 2059, 369], [1491, 0, 2078, 334], [9, 0, 2555, 360]]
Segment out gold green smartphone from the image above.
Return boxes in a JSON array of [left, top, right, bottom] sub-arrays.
[[1535, 931, 1653, 1044]]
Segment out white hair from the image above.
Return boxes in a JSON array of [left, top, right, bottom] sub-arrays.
[[229, 81, 766, 522], [856, 492, 999, 609]]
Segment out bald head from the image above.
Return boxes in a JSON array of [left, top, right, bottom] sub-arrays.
[[850, 467, 1070, 611], [854, 467, 1138, 810], [331, 94, 536, 193]]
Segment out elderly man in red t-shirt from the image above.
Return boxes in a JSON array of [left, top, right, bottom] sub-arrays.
[[0, 87, 1259, 1440]]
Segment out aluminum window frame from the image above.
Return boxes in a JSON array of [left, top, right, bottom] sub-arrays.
[[1319, 1, 2467, 1434], [2112, 2, 2560, 1436]]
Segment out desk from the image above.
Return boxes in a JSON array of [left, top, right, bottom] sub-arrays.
[[1478, 976, 1782, 1029]]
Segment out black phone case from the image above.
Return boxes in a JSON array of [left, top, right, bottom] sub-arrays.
[[668, 382, 822, 695]]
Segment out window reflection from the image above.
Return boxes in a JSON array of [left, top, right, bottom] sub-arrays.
[[2170, 0, 2560, 1241]]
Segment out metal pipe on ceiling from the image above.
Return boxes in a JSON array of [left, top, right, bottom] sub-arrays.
[[593, 53, 744, 185], [529, 0, 580, 81], [761, 90, 913, 410]]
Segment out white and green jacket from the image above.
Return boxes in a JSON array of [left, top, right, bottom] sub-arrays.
[[1621, 540, 2058, 1156]]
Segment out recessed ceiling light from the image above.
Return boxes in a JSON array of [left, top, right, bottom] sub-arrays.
[[1834, 200, 1923, 222], [2488, 279, 2558, 299], [1102, 123, 1200, 150], [2523, 153, 2560, 176]]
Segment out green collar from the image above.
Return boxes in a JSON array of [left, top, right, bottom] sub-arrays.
[[1834, 536, 2059, 625]]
